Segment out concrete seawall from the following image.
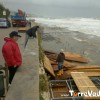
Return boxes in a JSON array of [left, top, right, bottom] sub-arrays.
[[5, 24, 39, 100]]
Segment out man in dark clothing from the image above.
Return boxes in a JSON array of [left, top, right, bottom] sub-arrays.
[[24, 26, 39, 48], [56, 49, 65, 76], [2, 31, 22, 84]]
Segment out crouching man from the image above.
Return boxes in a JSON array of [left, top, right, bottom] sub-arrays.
[[56, 49, 65, 77], [2, 31, 22, 84], [24, 26, 39, 48]]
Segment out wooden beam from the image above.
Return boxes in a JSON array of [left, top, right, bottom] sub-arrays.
[[64, 52, 88, 63], [44, 55, 55, 77]]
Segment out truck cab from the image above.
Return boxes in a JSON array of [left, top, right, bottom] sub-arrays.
[[11, 13, 27, 27]]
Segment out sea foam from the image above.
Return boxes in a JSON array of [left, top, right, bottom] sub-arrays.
[[28, 17, 100, 37]]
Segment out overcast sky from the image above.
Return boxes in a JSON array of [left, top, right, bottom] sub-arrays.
[[0, 0, 100, 18]]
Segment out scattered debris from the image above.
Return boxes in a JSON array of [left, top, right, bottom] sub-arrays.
[[43, 50, 100, 100]]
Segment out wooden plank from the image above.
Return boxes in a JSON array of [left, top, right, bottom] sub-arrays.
[[64, 52, 88, 63], [52, 65, 58, 71], [72, 78, 95, 87], [63, 61, 76, 68], [71, 72, 99, 91], [44, 55, 55, 77], [85, 72, 100, 76], [66, 70, 100, 76], [18, 27, 28, 33], [50, 60, 76, 68], [66, 68, 100, 75], [68, 69, 100, 72], [71, 72, 99, 99], [50, 60, 57, 65], [68, 65, 100, 70]]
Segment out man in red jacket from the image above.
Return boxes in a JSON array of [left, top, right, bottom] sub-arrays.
[[2, 31, 22, 84]]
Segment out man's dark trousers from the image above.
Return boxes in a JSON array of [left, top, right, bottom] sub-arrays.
[[8, 66, 18, 84]]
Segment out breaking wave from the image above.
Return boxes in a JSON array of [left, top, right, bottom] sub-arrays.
[[31, 17, 100, 37]]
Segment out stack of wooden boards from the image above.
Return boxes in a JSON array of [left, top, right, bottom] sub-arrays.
[[43, 50, 100, 77], [43, 50, 100, 99], [71, 72, 100, 99]]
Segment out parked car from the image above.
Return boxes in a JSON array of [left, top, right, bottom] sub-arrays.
[[0, 18, 11, 28]]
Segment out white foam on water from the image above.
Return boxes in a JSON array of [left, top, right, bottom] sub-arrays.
[[31, 17, 100, 37], [73, 37, 85, 42]]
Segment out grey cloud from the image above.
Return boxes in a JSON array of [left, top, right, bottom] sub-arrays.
[[1, 0, 100, 18]]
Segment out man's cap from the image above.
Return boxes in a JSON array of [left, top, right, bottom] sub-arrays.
[[9, 31, 21, 37]]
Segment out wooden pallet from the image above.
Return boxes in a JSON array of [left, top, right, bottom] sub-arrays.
[[71, 72, 100, 99]]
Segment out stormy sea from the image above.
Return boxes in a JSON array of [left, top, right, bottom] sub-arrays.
[[34, 17, 100, 65]]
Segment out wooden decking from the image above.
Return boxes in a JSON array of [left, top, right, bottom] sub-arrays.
[[71, 72, 100, 99]]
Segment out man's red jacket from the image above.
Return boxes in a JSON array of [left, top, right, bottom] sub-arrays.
[[2, 37, 22, 67]]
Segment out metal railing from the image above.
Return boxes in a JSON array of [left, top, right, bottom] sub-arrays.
[[50, 80, 83, 100]]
